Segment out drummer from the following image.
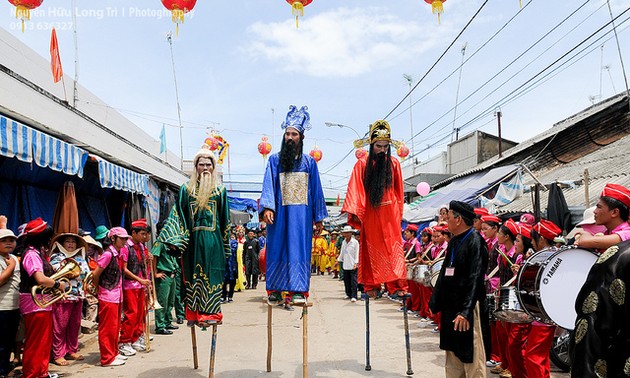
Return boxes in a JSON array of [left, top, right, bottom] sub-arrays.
[[575, 183, 630, 251], [402, 225, 422, 315], [491, 219, 524, 378], [522, 219, 562, 378]]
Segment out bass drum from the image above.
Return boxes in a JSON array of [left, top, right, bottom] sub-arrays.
[[516, 246, 597, 330], [428, 258, 445, 287], [414, 265, 429, 285]]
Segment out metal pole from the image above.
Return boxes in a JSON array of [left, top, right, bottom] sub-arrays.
[[452, 43, 467, 143], [167, 32, 185, 170], [403, 74, 416, 164], [72, 0, 79, 107], [364, 295, 371, 371], [584, 169, 590, 207], [496, 111, 503, 158]]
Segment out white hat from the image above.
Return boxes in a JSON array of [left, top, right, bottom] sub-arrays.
[[341, 225, 355, 233], [0, 229, 17, 240], [193, 145, 217, 167], [577, 206, 596, 226]]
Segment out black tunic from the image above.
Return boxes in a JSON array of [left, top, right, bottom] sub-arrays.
[[429, 227, 489, 363], [244, 237, 261, 276], [571, 239, 630, 377]]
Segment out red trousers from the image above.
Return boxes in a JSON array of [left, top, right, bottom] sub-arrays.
[[524, 325, 555, 378], [385, 279, 408, 294], [495, 321, 510, 370], [98, 300, 121, 366], [406, 280, 421, 311], [419, 285, 432, 319], [489, 321, 502, 363], [506, 323, 531, 378], [120, 288, 145, 344], [23, 311, 53, 378]]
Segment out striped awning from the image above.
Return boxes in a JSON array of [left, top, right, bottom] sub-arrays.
[[97, 158, 149, 195], [0, 115, 88, 177]]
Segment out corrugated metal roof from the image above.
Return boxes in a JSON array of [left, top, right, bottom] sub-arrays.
[[496, 133, 630, 213], [434, 93, 630, 188]]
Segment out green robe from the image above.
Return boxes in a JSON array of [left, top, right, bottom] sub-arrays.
[[157, 184, 231, 315]]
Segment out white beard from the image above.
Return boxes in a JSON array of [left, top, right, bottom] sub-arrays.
[[195, 172, 216, 211]]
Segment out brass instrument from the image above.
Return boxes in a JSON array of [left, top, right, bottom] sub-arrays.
[[83, 271, 98, 297], [31, 258, 81, 308], [148, 262, 163, 311]]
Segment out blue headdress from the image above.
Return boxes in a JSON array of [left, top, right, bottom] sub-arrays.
[[281, 105, 311, 134]]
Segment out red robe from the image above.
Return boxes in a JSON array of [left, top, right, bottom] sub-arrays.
[[342, 156, 405, 287]]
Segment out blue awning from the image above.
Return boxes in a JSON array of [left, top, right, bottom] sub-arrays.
[[98, 158, 149, 195], [0, 115, 88, 177]]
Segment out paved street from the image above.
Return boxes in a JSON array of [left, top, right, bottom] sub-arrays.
[[49, 275, 571, 377]]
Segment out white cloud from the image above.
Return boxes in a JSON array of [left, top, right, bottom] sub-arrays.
[[244, 7, 450, 78]]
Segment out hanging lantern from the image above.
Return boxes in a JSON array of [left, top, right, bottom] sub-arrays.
[[286, 0, 313, 28], [161, 0, 197, 35], [397, 144, 410, 160], [424, 0, 446, 24], [257, 136, 273, 159], [355, 149, 367, 160], [309, 145, 322, 163], [8, 0, 44, 32], [204, 136, 219, 151]]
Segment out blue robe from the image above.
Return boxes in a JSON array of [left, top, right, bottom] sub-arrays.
[[260, 153, 328, 293]]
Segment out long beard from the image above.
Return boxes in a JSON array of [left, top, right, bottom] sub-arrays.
[[196, 172, 216, 210], [279, 138, 302, 172], [364, 149, 393, 207]]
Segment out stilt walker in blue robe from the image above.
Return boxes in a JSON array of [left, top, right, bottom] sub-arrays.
[[260, 105, 328, 304]]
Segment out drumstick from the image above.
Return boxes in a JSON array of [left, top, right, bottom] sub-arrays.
[[496, 248, 515, 267], [487, 265, 499, 279], [503, 275, 517, 287]]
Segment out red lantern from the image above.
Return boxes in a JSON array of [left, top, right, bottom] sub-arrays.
[[397, 144, 410, 160], [309, 145, 322, 163], [286, 0, 313, 28], [355, 149, 367, 160], [8, 0, 44, 32], [204, 136, 219, 151], [424, 0, 446, 23], [161, 0, 197, 34], [257, 136, 273, 159]]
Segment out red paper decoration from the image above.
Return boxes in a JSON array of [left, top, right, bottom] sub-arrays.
[[424, 0, 446, 23], [309, 145, 322, 163], [8, 0, 44, 32], [257, 136, 273, 159], [397, 144, 410, 160], [161, 0, 197, 34], [204, 136, 219, 151], [286, 0, 313, 28]]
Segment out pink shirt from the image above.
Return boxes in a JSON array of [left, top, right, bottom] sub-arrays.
[[19, 249, 52, 315], [607, 221, 630, 242], [97, 247, 123, 303], [121, 241, 146, 291]]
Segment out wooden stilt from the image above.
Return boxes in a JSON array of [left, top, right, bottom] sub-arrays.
[[402, 295, 414, 376], [302, 304, 308, 378], [364, 294, 371, 371], [209, 324, 219, 378], [267, 302, 273, 372], [191, 326, 199, 369]]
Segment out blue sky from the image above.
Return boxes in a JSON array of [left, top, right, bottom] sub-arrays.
[[2, 0, 628, 196]]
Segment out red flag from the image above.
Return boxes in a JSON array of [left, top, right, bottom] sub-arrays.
[[50, 28, 63, 83], [336, 193, 340, 206]]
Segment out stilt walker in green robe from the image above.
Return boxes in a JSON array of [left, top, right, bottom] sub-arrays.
[[157, 145, 231, 327]]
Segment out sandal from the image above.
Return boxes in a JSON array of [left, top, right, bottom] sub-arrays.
[[66, 353, 84, 360], [53, 358, 69, 366]]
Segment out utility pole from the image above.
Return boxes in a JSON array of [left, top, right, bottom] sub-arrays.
[[496, 110, 503, 158], [403, 74, 415, 171], [167, 32, 185, 170], [452, 42, 467, 142], [72, 0, 79, 107]]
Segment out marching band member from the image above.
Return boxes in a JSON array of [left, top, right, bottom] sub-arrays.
[[328, 230, 340, 279], [19, 218, 60, 378], [403, 224, 421, 314], [119, 219, 151, 354], [49, 233, 89, 366], [575, 183, 630, 251], [82, 235, 103, 334], [93, 227, 128, 366], [480, 214, 502, 371], [416, 227, 434, 322], [0, 227, 20, 378]]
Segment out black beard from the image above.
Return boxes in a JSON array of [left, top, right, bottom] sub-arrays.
[[279, 138, 303, 172], [364, 147, 392, 207]]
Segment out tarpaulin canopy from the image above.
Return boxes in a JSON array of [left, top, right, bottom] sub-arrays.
[[403, 164, 519, 223]]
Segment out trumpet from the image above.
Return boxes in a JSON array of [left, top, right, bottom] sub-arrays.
[[83, 271, 98, 297], [32, 258, 81, 308]]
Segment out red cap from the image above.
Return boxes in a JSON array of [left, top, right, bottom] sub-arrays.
[[422, 227, 433, 235], [533, 219, 561, 241], [503, 219, 520, 237], [601, 183, 630, 208], [481, 215, 501, 224], [406, 224, 418, 232], [24, 218, 48, 235], [131, 218, 148, 229], [519, 224, 532, 239], [474, 208, 489, 217]]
